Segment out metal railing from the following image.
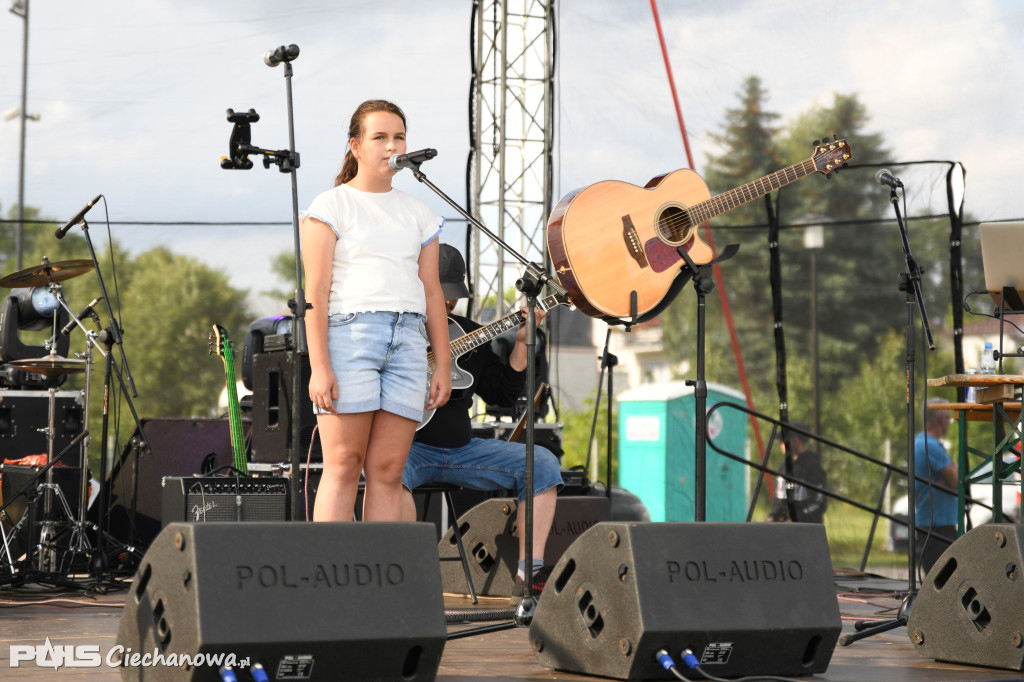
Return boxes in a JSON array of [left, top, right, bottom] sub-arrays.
[[704, 401, 1000, 571]]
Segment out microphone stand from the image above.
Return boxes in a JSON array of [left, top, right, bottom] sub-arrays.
[[675, 243, 739, 521], [220, 48, 307, 521], [56, 218, 151, 578], [841, 182, 934, 646], [405, 161, 568, 635]]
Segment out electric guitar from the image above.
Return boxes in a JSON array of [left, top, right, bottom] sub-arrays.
[[418, 293, 569, 430], [209, 324, 248, 474], [547, 138, 852, 322]]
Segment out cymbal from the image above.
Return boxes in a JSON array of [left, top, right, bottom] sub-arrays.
[[0, 258, 94, 288], [8, 356, 88, 376]]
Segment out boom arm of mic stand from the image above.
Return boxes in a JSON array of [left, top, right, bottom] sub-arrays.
[[891, 188, 935, 350], [408, 166, 568, 301], [74, 219, 155, 459], [78, 219, 139, 398]]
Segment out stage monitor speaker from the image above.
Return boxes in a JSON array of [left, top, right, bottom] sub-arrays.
[[250, 351, 320, 463], [529, 522, 841, 680], [160, 477, 288, 526], [439, 496, 610, 597], [907, 523, 1024, 671], [106, 418, 233, 549], [117, 522, 446, 681]]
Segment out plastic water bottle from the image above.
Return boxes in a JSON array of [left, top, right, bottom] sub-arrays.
[[980, 341, 997, 375]]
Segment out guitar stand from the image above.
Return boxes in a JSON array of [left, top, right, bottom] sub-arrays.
[[676, 243, 739, 521], [405, 163, 568, 637]]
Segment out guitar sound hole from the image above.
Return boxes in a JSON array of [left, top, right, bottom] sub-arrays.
[[657, 205, 692, 245]]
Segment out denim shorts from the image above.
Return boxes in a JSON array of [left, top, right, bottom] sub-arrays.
[[316, 311, 428, 422], [403, 438, 563, 501]]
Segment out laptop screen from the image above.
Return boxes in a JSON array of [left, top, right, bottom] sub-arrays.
[[979, 221, 1024, 311]]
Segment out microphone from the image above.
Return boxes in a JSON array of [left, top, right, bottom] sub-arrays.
[[263, 44, 299, 67], [60, 296, 103, 336], [875, 168, 903, 189], [55, 195, 102, 239], [388, 148, 438, 172]]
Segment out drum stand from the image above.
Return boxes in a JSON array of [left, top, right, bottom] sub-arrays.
[[0, 276, 140, 586], [7, 304, 95, 581]]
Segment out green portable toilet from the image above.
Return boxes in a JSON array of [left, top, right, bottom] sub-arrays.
[[617, 381, 748, 521]]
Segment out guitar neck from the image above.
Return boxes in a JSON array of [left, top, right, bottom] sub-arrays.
[[428, 294, 562, 371], [688, 157, 817, 224], [221, 352, 248, 474]]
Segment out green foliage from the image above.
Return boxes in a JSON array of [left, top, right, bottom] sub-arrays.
[[559, 393, 618, 483], [268, 250, 300, 300], [67, 247, 252, 474]]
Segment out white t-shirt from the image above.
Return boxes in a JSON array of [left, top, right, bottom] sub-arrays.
[[301, 184, 443, 315]]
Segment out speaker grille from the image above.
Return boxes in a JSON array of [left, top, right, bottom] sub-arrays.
[[161, 477, 288, 526]]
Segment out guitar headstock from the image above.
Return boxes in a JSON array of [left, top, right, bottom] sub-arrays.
[[810, 138, 852, 177], [209, 323, 232, 359]]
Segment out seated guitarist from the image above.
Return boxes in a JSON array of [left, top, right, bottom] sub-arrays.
[[400, 244, 563, 601]]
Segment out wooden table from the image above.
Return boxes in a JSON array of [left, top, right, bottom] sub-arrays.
[[927, 374, 1024, 533]]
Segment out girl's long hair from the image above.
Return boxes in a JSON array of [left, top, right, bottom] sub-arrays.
[[334, 99, 407, 186]]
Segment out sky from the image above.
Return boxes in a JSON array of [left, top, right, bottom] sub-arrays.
[[1, 0, 1022, 317]]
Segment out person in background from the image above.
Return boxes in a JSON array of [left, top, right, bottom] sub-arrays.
[[767, 423, 827, 524], [301, 99, 451, 522], [915, 398, 958, 573], [401, 244, 562, 601]]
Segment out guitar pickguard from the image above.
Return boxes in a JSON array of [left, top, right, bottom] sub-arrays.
[[644, 236, 687, 273]]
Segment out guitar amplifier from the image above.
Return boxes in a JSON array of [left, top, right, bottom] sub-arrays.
[[160, 476, 289, 526]]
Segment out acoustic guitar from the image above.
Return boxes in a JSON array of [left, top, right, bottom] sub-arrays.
[[547, 138, 852, 322]]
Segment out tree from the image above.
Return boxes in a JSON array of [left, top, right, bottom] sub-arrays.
[[662, 82, 897, 410], [113, 247, 252, 421]]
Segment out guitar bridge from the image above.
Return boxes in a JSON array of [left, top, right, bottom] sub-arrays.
[[622, 215, 649, 269]]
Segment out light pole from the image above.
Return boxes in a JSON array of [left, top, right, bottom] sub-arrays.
[[9, 0, 32, 270], [802, 219, 825, 439]]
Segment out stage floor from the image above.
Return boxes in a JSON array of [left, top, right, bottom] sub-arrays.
[[2, 570, 1023, 681]]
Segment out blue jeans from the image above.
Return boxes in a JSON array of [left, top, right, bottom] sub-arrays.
[[403, 438, 562, 501]]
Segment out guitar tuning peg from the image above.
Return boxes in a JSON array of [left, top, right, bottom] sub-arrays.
[[832, 134, 838, 141], [812, 139, 821, 146]]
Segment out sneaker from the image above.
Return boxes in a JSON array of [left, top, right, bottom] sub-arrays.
[[509, 565, 553, 604]]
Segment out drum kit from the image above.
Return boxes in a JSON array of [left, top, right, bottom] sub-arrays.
[[0, 257, 114, 584]]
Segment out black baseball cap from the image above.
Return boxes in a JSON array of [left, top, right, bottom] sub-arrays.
[[438, 243, 471, 300]]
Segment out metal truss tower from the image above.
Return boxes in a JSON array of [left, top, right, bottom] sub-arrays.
[[467, 0, 555, 321]]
